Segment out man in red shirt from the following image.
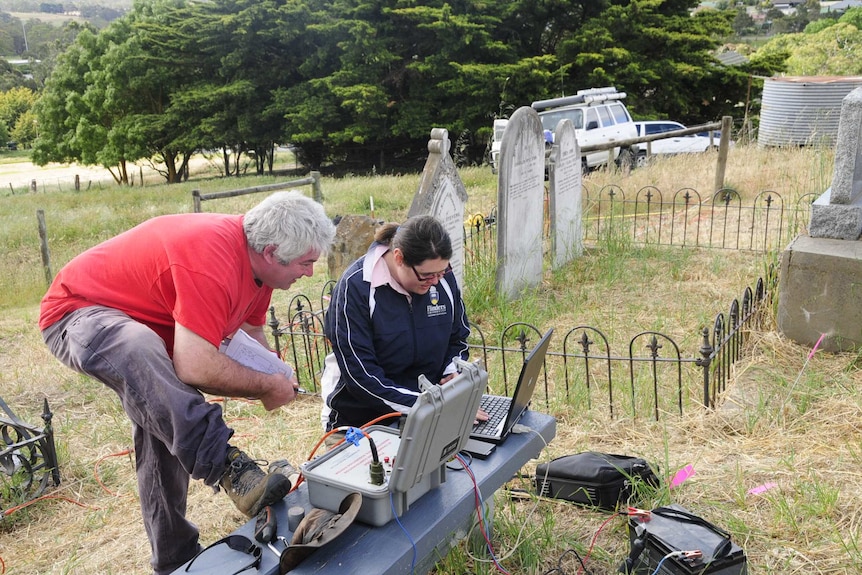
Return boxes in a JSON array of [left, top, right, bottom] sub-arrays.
[[40, 191, 335, 575]]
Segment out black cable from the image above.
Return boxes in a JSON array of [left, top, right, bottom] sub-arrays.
[[543, 548, 590, 575]]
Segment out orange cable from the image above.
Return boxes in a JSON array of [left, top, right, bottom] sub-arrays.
[[2, 493, 98, 517], [290, 411, 404, 493], [93, 449, 134, 497]]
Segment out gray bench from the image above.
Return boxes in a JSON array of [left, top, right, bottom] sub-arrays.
[[176, 410, 555, 575]]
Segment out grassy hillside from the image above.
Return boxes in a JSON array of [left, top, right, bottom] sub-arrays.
[[3, 145, 862, 574]]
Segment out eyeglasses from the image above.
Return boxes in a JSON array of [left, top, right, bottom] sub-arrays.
[[185, 534, 262, 575], [410, 263, 451, 282]]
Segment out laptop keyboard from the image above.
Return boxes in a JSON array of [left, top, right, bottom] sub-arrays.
[[473, 395, 510, 435]]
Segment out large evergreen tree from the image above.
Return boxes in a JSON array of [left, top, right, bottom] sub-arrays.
[[32, 0, 761, 175]]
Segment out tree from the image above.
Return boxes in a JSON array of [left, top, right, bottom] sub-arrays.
[[11, 107, 38, 147], [34, 0, 210, 184], [732, 7, 756, 36], [558, 0, 741, 125], [0, 87, 37, 131], [755, 21, 862, 76]]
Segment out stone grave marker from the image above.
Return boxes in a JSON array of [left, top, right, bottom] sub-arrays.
[[809, 86, 862, 240], [408, 128, 469, 288], [327, 214, 381, 281], [495, 106, 546, 299], [779, 86, 862, 351], [547, 118, 583, 268]]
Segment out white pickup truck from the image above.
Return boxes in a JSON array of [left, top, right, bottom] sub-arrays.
[[489, 118, 508, 174], [532, 86, 639, 172]]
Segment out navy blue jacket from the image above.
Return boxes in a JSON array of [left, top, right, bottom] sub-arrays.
[[324, 245, 470, 430]]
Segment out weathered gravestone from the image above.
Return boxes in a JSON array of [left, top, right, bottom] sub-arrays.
[[778, 87, 862, 351], [809, 87, 862, 240], [547, 118, 583, 268], [408, 128, 469, 289], [327, 214, 381, 281], [496, 106, 546, 300]]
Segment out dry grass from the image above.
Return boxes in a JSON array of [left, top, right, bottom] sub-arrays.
[[2, 143, 860, 574]]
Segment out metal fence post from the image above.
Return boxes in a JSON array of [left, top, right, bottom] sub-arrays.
[[695, 327, 714, 408]]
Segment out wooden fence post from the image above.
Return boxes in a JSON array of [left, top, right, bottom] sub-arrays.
[[37, 209, 53, 285], [713, 116, 733, 192], [311, 171, 323, 202]]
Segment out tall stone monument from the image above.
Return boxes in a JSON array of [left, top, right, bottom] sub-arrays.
[[408, 128, 469, 288], [547, 118, 583, 268], [778, 87, 862, 351], [496, 106, 546, 299]]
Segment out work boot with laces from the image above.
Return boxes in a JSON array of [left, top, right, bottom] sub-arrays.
[[220, 446, 291, 517], [269, 459, 300, 487]]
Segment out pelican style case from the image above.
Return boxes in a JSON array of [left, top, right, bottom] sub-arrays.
[[302, 361, 486, 526]]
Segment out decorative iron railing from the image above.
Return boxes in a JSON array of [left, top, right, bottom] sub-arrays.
[[268, 264, 775, 421], [0, 397, 61, 514]]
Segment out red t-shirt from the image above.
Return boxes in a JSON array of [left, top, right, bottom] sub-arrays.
[[39, 213, 273, 354]]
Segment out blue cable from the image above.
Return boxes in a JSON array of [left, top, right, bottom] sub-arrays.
[[390, 490, 417, 575], [651, 553, 673, 575]]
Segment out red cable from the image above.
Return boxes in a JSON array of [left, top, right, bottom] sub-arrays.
[[455, 454, 510, 575], [576, 512, 620, 574]]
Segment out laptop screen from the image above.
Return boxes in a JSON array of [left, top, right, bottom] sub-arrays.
[[500, 328, 554, 438]]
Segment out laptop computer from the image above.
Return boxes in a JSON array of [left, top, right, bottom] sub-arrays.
[[470, 328, 554, 445]]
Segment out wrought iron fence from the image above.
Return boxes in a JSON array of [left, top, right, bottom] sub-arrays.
[[462, 185, 817, 265], [584, 185, 816, 252], [267, 183, 795, 420], [0, 397, 61, 514], [268, 264, 775, 421]]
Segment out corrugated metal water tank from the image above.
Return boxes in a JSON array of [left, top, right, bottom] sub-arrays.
[[758, 76, 862, 147]]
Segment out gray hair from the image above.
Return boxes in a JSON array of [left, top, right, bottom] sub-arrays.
[[243, 191, 336, 263]]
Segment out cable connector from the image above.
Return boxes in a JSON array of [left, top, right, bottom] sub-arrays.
[[512, 423, 531, 434], [672, 550, 702, 561], [344, 427, 363, 447], [369, 460, 385, 485], [624, 506, 651, 520]]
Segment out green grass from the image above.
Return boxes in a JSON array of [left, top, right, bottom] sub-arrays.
[[5, 146, 862, 574]]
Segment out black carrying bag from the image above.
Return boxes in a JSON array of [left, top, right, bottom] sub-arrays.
[[535, 451, 659, 510], [624, 504, 748, 575]]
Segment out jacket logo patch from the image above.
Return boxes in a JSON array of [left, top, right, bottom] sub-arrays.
[[426, 287, 447, 317]]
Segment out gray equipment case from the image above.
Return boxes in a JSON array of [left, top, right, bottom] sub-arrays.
[[302, 360, 486, 526]]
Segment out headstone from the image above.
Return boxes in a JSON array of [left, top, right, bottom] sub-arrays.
[[779, 87, 862, 351], [809, 87, 862, 240], [547, 118, 583, 268], [327, 215, 380, 280], [495, 106, 546, 299], [408, 128, 469, 288]]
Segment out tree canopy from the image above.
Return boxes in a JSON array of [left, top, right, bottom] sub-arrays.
[[29, 0, 772, 179]]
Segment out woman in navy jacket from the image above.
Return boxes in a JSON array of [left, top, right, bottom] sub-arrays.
[[321, 215, 474, 431]]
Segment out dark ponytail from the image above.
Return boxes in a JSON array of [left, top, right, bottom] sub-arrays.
[[375, 215, 451, 266]]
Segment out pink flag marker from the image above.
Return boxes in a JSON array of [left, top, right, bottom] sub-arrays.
[[747, 482, 778, 496], [669, 464, 695, 488]]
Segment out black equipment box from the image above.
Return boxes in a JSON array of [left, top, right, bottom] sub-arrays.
[[626, 504, 747, 575], [535, 452, 658, 511]]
